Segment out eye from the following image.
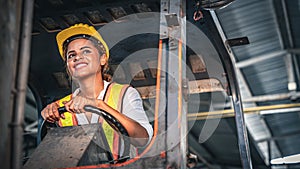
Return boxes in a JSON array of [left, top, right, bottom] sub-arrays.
[[67, 53, 75, 60], [82, 49, 92, 55]]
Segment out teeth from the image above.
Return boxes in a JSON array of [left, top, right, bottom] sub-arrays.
[[75, 63, 87, 69]]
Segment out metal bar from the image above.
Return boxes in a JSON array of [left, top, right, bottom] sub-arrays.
[[270, 0, 284, 48], [0, 0, 23, 168], [159, 2, 169, 168], [210, 10, 253, 169], [243, 92, 300, 103], [281, 0, 294, 48], [257, 130, 300, 143], [292, 54, 300, 92], [188, 103, 300, 120], [160, 0, 169, 39], [178, 3, 187, 167], [285, 53, 297, 91], [11, 0, 34, 169], [137, 84, 300, 103], [136, 79, 225, 99], [209, 7, 272, 164], [280, 0, 297, 92], [288, 48, 300, 54], [260, 107, 300, 115], [272, 0, 298, 94], [236, 50, 287, 68], [267, 141, 271, 166], [161, 0, 187, 168]]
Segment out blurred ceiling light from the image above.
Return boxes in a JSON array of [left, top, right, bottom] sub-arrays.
[[129, 62, 146, 81], [188, 54, 206, 73], [85, 10, 107, 25], [260, 107, 300, 115], [271, 154, 300, 164], [131, 3, 152, 13], [189, 79, 224, 93], [62, 14, 81, 26], [107, 7, 127, 20], [48, 0, 64, 6], [135, 85, 156, 99], [39, 17, 61, 32], [146, 60, 158, 78]]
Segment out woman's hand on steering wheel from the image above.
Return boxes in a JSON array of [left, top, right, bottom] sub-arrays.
[[63, 95, 98, 114], [41, 101, 65, 123], [41, 95, 104, 123]]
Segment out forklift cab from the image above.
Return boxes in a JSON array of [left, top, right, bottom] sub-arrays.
[[3, 0, 254, 168]]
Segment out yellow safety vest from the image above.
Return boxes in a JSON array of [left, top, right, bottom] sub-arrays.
[[57, 82, 129, 160]]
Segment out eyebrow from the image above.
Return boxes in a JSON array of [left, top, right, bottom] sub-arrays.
[[80, 46, 92, 50], [67, 46, 92, 55]]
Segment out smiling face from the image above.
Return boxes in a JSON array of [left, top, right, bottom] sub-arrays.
[[65, 38, 107, 80]]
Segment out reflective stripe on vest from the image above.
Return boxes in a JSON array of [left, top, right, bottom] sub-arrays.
[[57, 83, 129, 160], [103, 83, 129, 160]]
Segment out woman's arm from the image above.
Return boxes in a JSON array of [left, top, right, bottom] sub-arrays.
[[121, 87, 153, 147], [96, 99, 150, 147]]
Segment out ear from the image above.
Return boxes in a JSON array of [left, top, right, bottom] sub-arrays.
[[100, 54, 107, 66]]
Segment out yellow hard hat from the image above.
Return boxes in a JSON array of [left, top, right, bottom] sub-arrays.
[[56, 23, 109, 60]]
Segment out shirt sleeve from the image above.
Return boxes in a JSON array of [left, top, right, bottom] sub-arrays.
[[122, 86, 153, 146]]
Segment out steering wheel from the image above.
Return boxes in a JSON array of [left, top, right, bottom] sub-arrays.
[[83, 105, 130, 163], [39, 105, 130, 164]]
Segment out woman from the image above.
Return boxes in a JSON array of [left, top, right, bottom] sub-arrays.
[[41, 23, 153, 159]]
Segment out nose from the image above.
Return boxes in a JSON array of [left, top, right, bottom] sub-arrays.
[[73, 53, 83, 62]]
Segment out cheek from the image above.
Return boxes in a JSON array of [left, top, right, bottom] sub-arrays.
[[66, 63, 74, 75], [90, 55, 102, 70], [90, 62, 101, 72]]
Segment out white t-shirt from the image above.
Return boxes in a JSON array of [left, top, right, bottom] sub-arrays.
[[73, 81, 153, 146]]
